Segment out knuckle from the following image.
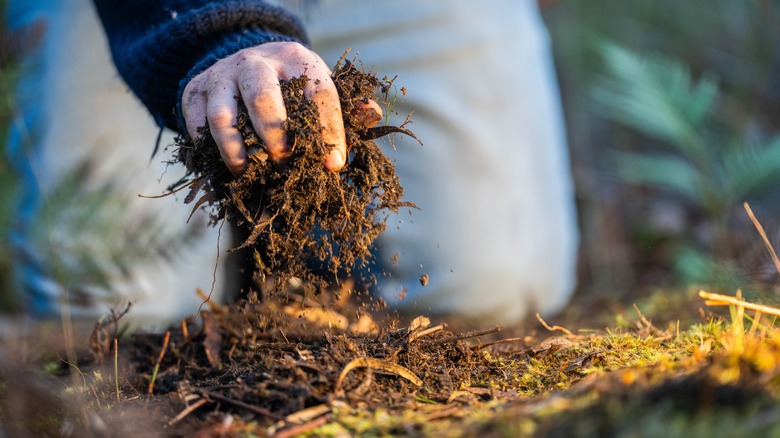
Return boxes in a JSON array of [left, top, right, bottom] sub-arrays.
[[207, 107, 235, 129], [308, 81, 337, 102], [224, 156, 246, 172], [182, 85, 203, 109], [234, 48, 259, 64], [248, 88, 279, 112], [279, 41, 307, 56]]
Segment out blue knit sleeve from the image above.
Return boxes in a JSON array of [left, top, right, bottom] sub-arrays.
[[91, 0, 309, 133]]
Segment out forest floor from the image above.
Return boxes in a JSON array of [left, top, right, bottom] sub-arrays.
[[3, 283, 780, 437]]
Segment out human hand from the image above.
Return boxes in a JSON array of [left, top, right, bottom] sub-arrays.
[[181, 42, 381, 176]]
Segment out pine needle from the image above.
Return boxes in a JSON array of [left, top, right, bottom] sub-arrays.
[[335, 357, 422, 391], [536, 313, 575, 336], [147, 330, 171, 395], [699, 290, 780, 317], [743, 201, 780, 275], [114, 338, 120, 404]]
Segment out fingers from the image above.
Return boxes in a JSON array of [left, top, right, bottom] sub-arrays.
[[307, 79, 346, 170], [183, 74, 247, 176], [181, 42, 350, 175], [206, 79, 246, 176], [238, 61, 288, 162], [181, 79, 208, 141], [278, 48, 346, 171]]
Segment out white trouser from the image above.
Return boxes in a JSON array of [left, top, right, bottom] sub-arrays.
[[8, 0, 578, 325]]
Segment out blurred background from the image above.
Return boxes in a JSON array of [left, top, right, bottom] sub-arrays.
[[2, 0, 780, 314], [544, 0, 780, 307]]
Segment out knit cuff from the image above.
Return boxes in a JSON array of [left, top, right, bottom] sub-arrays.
[[105, 2, 309, 132]]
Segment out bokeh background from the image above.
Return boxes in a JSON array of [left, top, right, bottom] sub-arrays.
[[545, 0, 780, 307]]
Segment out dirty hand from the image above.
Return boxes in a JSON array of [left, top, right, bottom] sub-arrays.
[[181, 41, 381, 176]]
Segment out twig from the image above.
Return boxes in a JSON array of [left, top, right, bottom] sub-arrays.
[[749, 311, 763, 337], [167, 398, 208, 426], [284, 403, 332, 424], [198, 210, 227, 318], [744, 202, 780, 275], [421, 326, 503, 347], [536, 313, 575, 336], [699, 290, 780, 317], [196, 288, 224, 313], [335, 357, 422, 391], [138, 179, 197, 198], [196, 389, 288, 422], [114, 338, 120, 404], [148, 330, 171, 395], [273, 413, 331, 438], [408, 324, 446, 343], [633, 304, 664, 336], [470, 337, 525, 351]]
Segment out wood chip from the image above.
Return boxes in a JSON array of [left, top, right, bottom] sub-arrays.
[[202, 311, 222, 367]]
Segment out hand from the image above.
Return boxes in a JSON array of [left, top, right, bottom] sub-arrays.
[[182, 42, 357, 176]]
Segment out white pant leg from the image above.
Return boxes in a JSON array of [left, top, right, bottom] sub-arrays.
[[278, 0, 579, 323], [7, 0, 228, 328]]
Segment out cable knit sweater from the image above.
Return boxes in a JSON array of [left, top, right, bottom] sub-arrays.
[[91, 1, 309, 133]]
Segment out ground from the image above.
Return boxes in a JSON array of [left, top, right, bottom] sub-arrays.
[[3, 285, 780, 437]]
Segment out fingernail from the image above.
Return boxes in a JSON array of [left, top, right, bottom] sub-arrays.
[[328, 149, 345, 169]]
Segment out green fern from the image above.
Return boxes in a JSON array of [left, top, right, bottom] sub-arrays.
[[28, 162, 201, 306], [594, 43, 780, 216], [593, 43, 717, 161], [592, 42, 780, 285]]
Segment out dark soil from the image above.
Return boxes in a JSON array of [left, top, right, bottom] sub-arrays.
[[113, 292, 505, 436], [173, 56, 417, 295], [103, 58, 478, 435]]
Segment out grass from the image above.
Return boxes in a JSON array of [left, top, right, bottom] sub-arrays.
[[292, 294, 780, 437]]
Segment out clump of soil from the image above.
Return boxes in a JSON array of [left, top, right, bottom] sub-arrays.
[[173, 57, 418, 294]]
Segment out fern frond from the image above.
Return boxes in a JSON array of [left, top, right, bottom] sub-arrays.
[[592, 42, 718, 162], [30, 162, 199, 304], [722, 136, 780, 202], [613, 151, 701, 204]]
